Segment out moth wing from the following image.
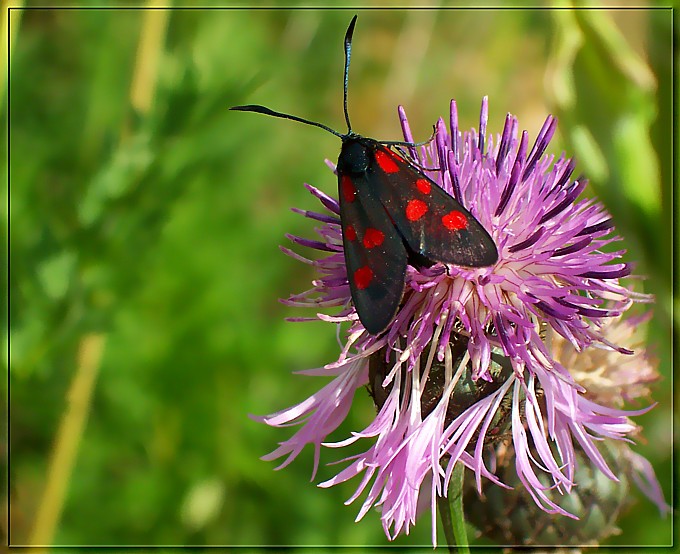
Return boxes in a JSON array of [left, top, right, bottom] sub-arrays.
[[369, 146, 498, 267], [338, 171, 408, 335]]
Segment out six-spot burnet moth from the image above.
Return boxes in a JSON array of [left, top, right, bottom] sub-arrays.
[[231, 15, 498, 335]]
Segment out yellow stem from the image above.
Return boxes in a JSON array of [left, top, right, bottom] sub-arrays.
[[28, 334, 105, 548], [1, 0, 25, 106], [123, 2, 170, 142]]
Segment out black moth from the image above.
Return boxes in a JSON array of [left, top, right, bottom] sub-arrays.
[[232, 15, 498, 335]]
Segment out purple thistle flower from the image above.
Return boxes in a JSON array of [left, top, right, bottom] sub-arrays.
[[254, 98, 661, 545]]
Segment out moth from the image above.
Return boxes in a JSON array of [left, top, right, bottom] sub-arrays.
[[232, 16, 498, 334]]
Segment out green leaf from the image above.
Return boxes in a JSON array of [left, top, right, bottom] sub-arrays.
[[78, 132, 153, 226], [37, 249, 77, 301]]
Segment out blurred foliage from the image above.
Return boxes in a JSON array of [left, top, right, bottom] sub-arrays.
[[7, 6, 672, 548]]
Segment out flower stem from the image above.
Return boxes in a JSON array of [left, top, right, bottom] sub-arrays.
[[437, 463, 470, 553]]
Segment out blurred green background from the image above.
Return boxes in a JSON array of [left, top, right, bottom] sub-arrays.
[[7, 5, 672, 548]]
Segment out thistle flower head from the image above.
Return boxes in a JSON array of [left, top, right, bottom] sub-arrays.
[[464, 314, 668, 546], [257, 98, 662, 545]]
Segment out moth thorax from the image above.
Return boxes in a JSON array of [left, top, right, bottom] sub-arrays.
[[368, 335, 515, 443], [338, 138, 372, 175]]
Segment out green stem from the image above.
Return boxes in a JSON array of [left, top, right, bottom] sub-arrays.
[[437, 463, 470, 553], [437, 492, 457, 553]]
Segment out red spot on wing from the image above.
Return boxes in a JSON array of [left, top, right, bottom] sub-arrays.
[[442, 210, 468, 230], [341, 175, 356, 203], [375, 149, 400, 173], [406, 199, 428, 221], [354, 265, 373, 289], [345, 225, 357, 241], [362, 227, 385, 248], [416, 178, 431, 195]]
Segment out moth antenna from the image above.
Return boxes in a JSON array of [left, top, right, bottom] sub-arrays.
[[381, 125, 437, 148], [230, 104, 343, 139], [343, 15, 358, 134]]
